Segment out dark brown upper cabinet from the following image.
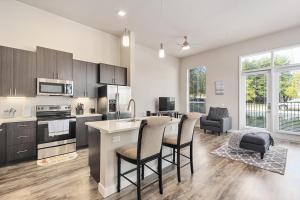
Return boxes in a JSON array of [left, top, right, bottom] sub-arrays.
[[13, 49, 36, 97], [56, 50, 73, 80], [37, 46, 73, 80], [98, 63, 127, 85], [114, 66, 127, 85], [0, 46, 36, 97], [73, 60, 98, 98], [0, 46, 13, 96], [86, 62, 98, 98]]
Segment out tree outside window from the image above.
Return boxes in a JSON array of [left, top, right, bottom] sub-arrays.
[[189, 67, 206, 113]]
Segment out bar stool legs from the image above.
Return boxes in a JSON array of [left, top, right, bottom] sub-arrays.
[[137, 162, 141, 200], [177, 148, 181, 182], [158, 155, 163, 194], [117, 155, 121, 192], [141, 164, 145, 180], [190, 142, 194, 174]]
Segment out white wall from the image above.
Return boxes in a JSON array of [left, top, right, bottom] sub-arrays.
[[180, 26, 300, 129], [132, 44, 180, 116], [0, 0, 120, 65]]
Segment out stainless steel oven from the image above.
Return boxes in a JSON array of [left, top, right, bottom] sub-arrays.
[[37, 78, 73, 96], [36, 105, 76, 159]]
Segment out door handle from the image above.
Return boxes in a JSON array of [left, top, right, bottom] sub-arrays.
[[17, 135, 29, 139], [18, 124, 28, 127], [17, 149, 28, 154]]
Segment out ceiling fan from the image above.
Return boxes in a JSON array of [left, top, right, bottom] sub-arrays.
[[177, 36, 200, 51]]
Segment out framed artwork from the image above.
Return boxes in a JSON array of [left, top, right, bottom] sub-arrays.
[[215, 80, 224, 95]]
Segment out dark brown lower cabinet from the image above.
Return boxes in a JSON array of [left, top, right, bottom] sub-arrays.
[[0, 125, 6, 166], [88, 127, 100, 183], [76, 116, 102, 149], [6, 121, 36, 162]]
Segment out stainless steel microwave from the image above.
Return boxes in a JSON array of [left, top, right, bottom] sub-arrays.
[[37, 78, 73, 96]]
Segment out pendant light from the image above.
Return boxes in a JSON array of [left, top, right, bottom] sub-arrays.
[[158, 0, 165, 58], [159, 43, 165, 58], [122, 28, 130, 47]]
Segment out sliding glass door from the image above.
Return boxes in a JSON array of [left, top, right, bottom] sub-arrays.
[[278, 69, 300, 134], [240, 45, 300, 135], [245, 73, 269, 129]]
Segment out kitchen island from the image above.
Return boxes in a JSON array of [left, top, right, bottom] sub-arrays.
[[85, 117, 180, 197]]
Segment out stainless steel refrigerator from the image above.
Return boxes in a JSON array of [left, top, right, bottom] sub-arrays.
[[97, 85, 132, 120]]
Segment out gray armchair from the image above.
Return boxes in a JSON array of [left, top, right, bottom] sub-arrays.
[[200, 107, 232, 136]]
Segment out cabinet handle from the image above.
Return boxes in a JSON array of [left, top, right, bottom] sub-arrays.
[[18, 124, 28, 127], [14, 88, 17, 96], [17, 135, 29, 139], [57, 73, 59, 79], [86, 91, 88, 97], [53, 72, 55, 79], [10, 88, 12, 96], [17, 149, 28, 154]]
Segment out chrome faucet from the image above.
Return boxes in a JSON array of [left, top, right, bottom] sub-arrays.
[[4, 107, 17, 118], [127, 99, 136, 121]]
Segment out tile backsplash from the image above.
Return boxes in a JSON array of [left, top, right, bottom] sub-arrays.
[[0, 96, 97, 117]]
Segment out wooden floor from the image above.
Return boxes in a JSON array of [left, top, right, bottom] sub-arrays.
[[1, 129, 300, 200]]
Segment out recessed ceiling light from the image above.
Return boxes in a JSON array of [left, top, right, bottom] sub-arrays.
[[118, 10, 126, 17]]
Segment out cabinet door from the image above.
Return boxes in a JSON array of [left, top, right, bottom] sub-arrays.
[[86, 62, 98, 98], [37, 47, 56, 79], [99, 63, 115, 84], [13, 49, 36, 97], [73, 60, 87, 97], [56, 51, 73, 80], [76, 118, 87, 148], [0, 125, 6, 165], [0, 46, 13, 96], [114, 66, 127, 85], [6, 121, 36, 162]]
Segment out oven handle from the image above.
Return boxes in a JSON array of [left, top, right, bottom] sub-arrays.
[[38, 119, 76, 125]]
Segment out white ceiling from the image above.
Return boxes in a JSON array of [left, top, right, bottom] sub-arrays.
[[18, 0, 300, 58]]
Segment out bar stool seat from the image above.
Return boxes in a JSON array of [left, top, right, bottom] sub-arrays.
[[163, 135, 177, 145], [116, 116, 171, 200], [116, 143, 137, 160], [162, 112, 201, 182]]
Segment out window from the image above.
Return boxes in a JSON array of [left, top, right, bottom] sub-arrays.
[[241, 52, 271, 71], [189, 66, 206, 113], [274, 46, 300, 67]]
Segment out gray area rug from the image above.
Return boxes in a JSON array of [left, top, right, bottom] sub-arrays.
[[211, 145, 287, 175]]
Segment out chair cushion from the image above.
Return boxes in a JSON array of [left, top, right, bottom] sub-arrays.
[[241, 132, 270, 145], [207, 107, 229, 121], [116, 143, 137, 160], [201, 119, 221, 127], [163, 135, 178, 145]]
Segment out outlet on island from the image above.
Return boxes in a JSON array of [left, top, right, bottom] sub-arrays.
[[112, 135, 121, 143]]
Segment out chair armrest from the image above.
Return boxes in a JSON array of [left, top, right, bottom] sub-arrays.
[[200, 115, 207, 122], [220, 117, 232, 131]]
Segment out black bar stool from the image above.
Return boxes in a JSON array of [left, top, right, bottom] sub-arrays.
[[116, 116, 170, 200], [162, 112, 200, 182]]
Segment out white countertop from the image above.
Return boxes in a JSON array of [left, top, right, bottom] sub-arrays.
[[0, 117, 37, 126], [85, 117, 180, 134], [74, 113, 103, 118]]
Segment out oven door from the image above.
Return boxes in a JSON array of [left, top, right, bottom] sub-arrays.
[[37, 119, 76, 147], [37, 78, 73, 96]]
